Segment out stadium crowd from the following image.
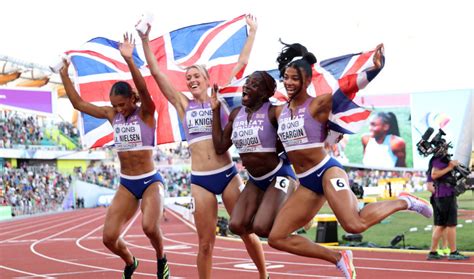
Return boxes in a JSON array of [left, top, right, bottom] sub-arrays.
[[0, 110, 81, 148], [0, 111, 45, 148], [346, 167, 426, 189], [0, 163, 71, 216], [74, 162, 120, 189]]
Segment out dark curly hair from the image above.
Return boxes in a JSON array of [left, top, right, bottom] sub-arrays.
[[276, 39, 317, 80]]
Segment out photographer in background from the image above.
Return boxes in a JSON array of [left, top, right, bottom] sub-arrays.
[[427, 153, 470, 260], [426, 157, 449, 259]]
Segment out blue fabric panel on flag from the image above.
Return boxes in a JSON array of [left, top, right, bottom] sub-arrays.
[[87, 37, 145, 68], [332, 90, 360, 114], [89, 37, 119, 48], [170, 21, 221, 60], [210, 26, 246, 60], [175, 110, 186, 141], [82, 113, 108, 134], [328, 122, 353, 134], [223, 96, 242, 112], [320, 53, 356, 80], [366, 64, 382, 82], [71, 56, 118, 76], [266, 69, 281, 81]]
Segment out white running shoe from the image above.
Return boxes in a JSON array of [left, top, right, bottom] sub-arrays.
[[336, 250, 356, 279], [399, 192, 433, 218]]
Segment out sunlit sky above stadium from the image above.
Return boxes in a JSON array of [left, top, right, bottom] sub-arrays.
[[1, 0, 473, 96]]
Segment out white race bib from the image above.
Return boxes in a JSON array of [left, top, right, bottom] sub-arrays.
[[114, 122, 142, 150], [186, 108, 213, 134]]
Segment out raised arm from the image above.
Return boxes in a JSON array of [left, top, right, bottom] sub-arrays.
[[359, 43, 385, 89], [210, 84, 236, 154], [138, 25, 188, 119], [225, 14, 258, 85], [59, 60, 115, 123], [119, 33, 155, 123]]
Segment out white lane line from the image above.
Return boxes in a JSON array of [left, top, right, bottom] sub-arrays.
[[0, 265, 55, 278], [0, 211, 104, 243]]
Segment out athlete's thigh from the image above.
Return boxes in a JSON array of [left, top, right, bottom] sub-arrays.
[[230, 180, 262, 225], [104, 186, 139, 235], [254, 176, 297, 226], [141, 182, 164, 226], [191, 184, 218, 239], [270, 185, 325, 238], [322, 167, 360, 224], [221, 174, 244, 215]]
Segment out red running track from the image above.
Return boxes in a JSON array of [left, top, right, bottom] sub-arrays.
[[0, 207, 473, 278]]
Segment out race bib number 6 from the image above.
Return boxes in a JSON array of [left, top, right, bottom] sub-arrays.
[[330, 178, 350, 191], [275, 176, 290, 194]]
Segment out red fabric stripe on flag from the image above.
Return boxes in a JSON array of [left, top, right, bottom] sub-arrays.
[[179, 15, 245, 67], [208, 61, 239, 85], [339, 110, 371, 123], [312, 70, 333, 96], [219, 86, 242, 93], [338, 52, 372, 100], [273, 91, 288, 102], [338, 75, 359, 100], [79, 81, 117, 102], [91, 132, 114, 148], [144, 76, 176, 144], [344, 51, 372, 76], [234, 64, 246, 80]]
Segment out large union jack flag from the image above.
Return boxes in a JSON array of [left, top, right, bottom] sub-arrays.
[[66, 15, 249, 148], [218, 46, 384, 135]]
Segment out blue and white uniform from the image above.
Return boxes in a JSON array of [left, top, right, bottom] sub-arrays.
[[277, 98, 342, 194], [232, 103, 296, 191], [114, 107, 164, 199], [184, 100, 237, 194]]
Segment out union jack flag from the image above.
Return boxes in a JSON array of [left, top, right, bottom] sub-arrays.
[[218, 46, 384, 135], [66, 15, 249, 148]]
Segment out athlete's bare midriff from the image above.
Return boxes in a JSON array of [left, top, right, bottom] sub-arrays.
[[117, 149, 155, 175], [287, 147, 327, 174], [240, 152, 281, 177], [189, 139, 233, 172]]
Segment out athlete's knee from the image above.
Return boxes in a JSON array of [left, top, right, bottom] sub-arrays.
[[142, 222, 159, 238], [267, 231, 285, 250], [102, 231, 118, 248], [339, 220, 367, 234], [252, 223, 271, 238], [229, 220, 246, 236], [198, 238, 215, 256]]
